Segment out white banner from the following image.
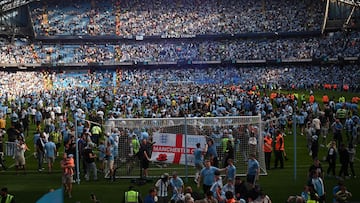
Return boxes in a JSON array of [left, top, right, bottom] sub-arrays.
[[151, 133, 206, 166]]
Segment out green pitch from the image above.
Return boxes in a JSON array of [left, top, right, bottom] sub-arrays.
[[1, 89, 359, 203]]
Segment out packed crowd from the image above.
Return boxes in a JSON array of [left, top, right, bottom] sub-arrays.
[[0, 66, 357, 203], [30, 0, 324, 36], [1, 31, 360, 65], [0, 65, 359, 100]]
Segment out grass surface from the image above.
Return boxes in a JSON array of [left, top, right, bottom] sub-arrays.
[[1, 89, 359, 203]]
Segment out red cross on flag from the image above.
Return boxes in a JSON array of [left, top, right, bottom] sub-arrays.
[[151, 133, 206, 165]]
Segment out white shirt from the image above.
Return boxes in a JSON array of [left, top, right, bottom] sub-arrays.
[[312, 118, 321, 130]]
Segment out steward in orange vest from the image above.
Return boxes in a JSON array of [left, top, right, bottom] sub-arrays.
[[263, 134, 273, 170], [309, 95, 315, 104], [322, 94, 329, 104], [274, 131, 284, 169]]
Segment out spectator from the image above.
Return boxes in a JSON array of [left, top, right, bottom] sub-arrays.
[[144, 188, 157, 203], [193, 143, 204, 184], [335, 185, 352, 203], [326, 141, 337, 177], [36, 132, 47, 172], [155, 173, 170, 203], [139, 139, 151, 178], [61, 153, 75, 198], [84, 142, 98, 181], [246, 154, 260, 188], [348, 143, 356, 178], [0, 187, 15, 203], [15, 136, 29, 174], [170, 171, 184, 203], [338, 143, 350, 179], [198, 159, 220, 194], [310, 170, 325, 203], [44, 136, 57, 173]]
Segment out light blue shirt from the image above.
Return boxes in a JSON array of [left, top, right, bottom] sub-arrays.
[[44, 141, 56, 158], [226, 164, 236, 180], [206, 144, 218, 158], [247, 159, 259, 176], [170, 177, 184, 200], [98, 144, 106, 159], [200, 166, 219, 186], [194, 148, 203, 165]]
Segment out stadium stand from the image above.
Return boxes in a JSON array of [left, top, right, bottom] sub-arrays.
[[30, 0, 324, 36]]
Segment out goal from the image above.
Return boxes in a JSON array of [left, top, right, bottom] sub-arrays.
[[108, 116, 267, 179]]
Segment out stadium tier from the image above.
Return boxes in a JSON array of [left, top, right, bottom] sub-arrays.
[[30, 0, 324, 37], [1, 32, 360, 66]]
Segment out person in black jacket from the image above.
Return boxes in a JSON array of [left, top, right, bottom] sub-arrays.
[[234, 176, 248, 201], [223, 139, 234, 167], [338, 143, 349, 178], [326, 141, 337, 177]]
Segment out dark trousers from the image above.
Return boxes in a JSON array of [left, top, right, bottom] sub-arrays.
[[274, 150, 284, 168], [349, 162, 355, 177], [339, 162, 349, 177], [265, 151, 271, 170], [91, 135, 99, 146], [212, 157, 219, 168], [202, 184, 211, 195], [327, 159, 336, 176]]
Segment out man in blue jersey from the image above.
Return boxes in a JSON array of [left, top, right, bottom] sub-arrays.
[[44, 137, 57, 173], [246, 154, 259, 188], [169, 171, 184, 202], [198, 159, 220, 194], [206, 139, 219, 167], [210, 170, 225, 203], [226, 159, 236, 182], [193, 143, 204, 184]]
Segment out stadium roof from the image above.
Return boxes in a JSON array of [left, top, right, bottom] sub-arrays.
[[0, 0, 39, 13], [336, 0, 360, 7]]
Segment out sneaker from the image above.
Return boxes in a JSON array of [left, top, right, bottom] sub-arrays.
[[320, 144, 325, 148], [194, 179, 198, 184]]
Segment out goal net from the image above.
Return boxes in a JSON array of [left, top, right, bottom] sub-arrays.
[[107, 116, 267, 179]]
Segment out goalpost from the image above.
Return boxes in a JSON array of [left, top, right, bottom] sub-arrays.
[[108, 115, 267, 179]]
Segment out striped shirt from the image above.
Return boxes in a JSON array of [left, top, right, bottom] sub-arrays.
[[155, 179, 169, 197]]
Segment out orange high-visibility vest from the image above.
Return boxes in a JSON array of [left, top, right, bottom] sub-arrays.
[[270, 93, 277, 100], [352, 97, 359, 103], [263, 136, 273, 152], [275, 134, 284, 151], [309, 95, 315, 104], [322, 95, 329, 103]]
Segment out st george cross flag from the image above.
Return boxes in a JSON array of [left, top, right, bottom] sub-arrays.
[[151, 133, 206, 165], [36, 188, 64, 203]]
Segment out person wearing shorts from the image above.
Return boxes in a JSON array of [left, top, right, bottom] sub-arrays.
[[44, 137, 57, 173], [61, 153, 75, 198], [15, 137, 28, 174]]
